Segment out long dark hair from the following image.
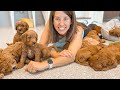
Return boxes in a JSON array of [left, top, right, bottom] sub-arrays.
[[49, 11, 77, 43]]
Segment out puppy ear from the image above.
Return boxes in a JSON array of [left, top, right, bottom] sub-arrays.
[[21, 33, 27, 43], [15, 24, 18, 30], [15, 21, 19, 30], [26, 23, 29, 30], [36, 33, 38, 42], [25, 22, 29, 31]]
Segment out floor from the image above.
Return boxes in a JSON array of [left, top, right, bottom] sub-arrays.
[[1, 26, 120, 79]]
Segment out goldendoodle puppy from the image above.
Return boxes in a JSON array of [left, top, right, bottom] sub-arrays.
[[89, 42, 120, 71], [6, 20, 29, 45], [82, 30, 105, 48], [16, 30, 53, 69], [0, 42, 22, 78], [109, 27, 120, 37], [75, 44, 105, 66]]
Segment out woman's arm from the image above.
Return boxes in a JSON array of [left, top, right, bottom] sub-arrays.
[[26, 55, 75, 73], [67, 25, 83, 56], [39, 20, 60, 58]]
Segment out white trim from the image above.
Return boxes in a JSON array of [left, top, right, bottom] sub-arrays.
[[42, 11, 50, 25], [28, 11, 32, 18], [32, 11, 36, 30], [9, 11, 14, 30]]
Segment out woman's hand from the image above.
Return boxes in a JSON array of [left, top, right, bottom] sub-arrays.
[[59, 49, 73, 58], [25, 61, 47, 73]]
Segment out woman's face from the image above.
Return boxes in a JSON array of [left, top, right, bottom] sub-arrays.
[[53, 11, 71, 36]]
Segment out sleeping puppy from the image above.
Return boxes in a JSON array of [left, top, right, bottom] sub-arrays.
[[108, 42, 120, 64], [88, 42, 120, 71], [109, 27, 120, 37], [6, 20, 29, 46], [16, 30, 52, 69], [84, 24, 102, 38], [75, 44, 105, 66], [82, 30, 105, 48], [89, 24, 101, 34]]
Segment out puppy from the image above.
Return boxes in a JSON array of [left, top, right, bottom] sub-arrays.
[[75, 44, 105, 66], [7, 20, 29, 45], [88, 42, 120, 71], [109, 27, 120, 37], [84, 24, 102, 38], [16, 30, 52, 69], [82, 30, 105, 48], [0, 42, 22, 78]]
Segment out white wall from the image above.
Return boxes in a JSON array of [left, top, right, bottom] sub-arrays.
[[75, 11, 104, 25], [0, 11, 12, 28]]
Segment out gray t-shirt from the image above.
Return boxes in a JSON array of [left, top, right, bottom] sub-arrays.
[[52, 31, 84, 51], [53, 37, 66, 52]]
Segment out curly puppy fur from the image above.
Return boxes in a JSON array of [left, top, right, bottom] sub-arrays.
[[82, 30, 105, 48], [16, 30, 52, 69], [7, 20, 29, 45], [89, 42, 120, 71], [75, 44, 105, 66], [0, 42, 22, 78], [84, 24, 102, 38], [109, 27, 120, 37], [0, 48, 3, 53]]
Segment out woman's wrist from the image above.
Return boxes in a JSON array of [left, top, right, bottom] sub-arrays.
[[37, 61, 49, 71]]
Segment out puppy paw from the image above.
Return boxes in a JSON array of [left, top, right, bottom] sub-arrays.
[[16, 62, 24, 69]]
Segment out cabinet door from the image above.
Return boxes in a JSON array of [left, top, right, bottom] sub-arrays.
[[103, 11, 120, 22]]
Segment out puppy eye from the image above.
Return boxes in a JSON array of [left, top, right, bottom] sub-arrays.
[[27, 36, 31, 39], [20, 25, 24, 27]]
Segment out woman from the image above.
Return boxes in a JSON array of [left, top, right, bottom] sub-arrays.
[[26, 11, 85, 73]]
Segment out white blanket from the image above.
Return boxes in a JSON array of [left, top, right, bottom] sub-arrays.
[[101, 19, 120, 41]]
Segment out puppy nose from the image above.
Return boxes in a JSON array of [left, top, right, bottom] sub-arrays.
[[13, 66, 16, 70], [19, 29, 21, 31], [32, 42, 36, 45]]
